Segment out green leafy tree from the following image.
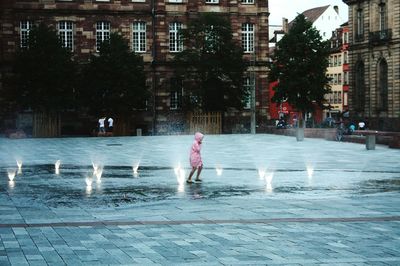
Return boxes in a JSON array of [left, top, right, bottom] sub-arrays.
[[269, 14, 331, 127], [5, 23, 76, 137], [80, 33, 148, 135], [173, 13, 247, 112]]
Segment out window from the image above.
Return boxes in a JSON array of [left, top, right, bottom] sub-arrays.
[[379, 1, 386, 32], [338, 55, 342, 65], [169, 22, 183, 52], [205, 0, 219, 3], [96, 21, 110, 52], [169, 0, 183, 2], [241, 0, 254, 3], [204, 25, 220, 53], [338, 73, 342, 85], [377, 59, 388, 110], [243, 77, 254, 109], [170, 78, 183, 110], [334, 56, 337, 66], [338, 91, 342, 104], [241, 23, 254, 53], [343, 32, 349, 44], [133, 22, 146, 52], [58, 21, 74, 51], [20, 20, 33, 48], [356, 8, 364, 39], [344, 72, 349, 85], [344, 92, 348, 106], [344, 51, 348, 64]]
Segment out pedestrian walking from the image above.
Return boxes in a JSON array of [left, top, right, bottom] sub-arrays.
[[98, 116, 106, 134], [187, 132, 204, 183], [107, 117, 114, 133], [358, 120, 366, 130]]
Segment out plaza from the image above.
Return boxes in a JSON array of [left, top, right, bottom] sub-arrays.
[[0, 134, 399, 265]]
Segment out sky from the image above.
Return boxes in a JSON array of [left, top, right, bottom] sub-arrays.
[[269, 0, 349, 26]]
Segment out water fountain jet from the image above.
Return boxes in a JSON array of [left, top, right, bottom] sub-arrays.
[[95, 167, 103, 180], [7, 169, 16, 181], [258, 168, 266, 179], [306, 166, 314, 179], [174, 164, 186, 185], [8, 181, 15, 189], [132, 162, 140, 177], [55, 160, 61, 175], [16, 160, 22, 174], [265, 172, 274, 193], [92, 162, 99, 173], [216, 166, 223, 176]]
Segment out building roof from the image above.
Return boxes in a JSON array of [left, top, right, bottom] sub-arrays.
[[302, 5, 330, 23], [289, 5, 330, 27]]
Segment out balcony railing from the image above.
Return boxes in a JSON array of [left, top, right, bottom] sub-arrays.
[[369, 29, 392, 45]]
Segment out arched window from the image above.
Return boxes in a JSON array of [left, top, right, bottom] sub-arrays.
[[377, 59, 388, 110], [354, 61, 365, 111]]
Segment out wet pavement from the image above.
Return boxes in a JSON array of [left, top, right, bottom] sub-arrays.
[[0, 134, 400, 265]]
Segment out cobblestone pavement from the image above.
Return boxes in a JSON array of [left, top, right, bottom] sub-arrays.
[[0, 134, 399, 265]]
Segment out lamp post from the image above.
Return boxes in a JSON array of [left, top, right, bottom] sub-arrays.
[[250, 50, 256, 134]]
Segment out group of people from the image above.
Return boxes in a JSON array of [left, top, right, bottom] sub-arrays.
[[98, 116, 114, 134], [335, 119, 367, 141]]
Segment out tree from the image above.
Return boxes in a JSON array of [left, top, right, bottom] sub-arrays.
[[173, 13, 247, 112], [269, 14, 331, 129], [80, 33, 148, 135], [5, 23, 76, 137]]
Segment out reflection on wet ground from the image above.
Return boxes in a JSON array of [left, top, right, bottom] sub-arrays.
[[1, 164, 399, 208]]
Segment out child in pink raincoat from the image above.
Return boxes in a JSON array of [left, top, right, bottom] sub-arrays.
[[187, 132, 204, 183]]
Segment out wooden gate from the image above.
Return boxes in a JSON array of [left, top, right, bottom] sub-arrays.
[[188, 112, 222, 134]]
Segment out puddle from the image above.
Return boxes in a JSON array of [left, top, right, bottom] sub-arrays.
[[1, 165, 400, 208], [358, 179, 400, 194]]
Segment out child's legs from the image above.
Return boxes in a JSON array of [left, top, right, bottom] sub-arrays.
[[187, 167, 196, 180], [195, 165, 202, 179]]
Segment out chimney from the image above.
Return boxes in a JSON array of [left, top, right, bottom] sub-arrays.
[[334, 5, 339, 14], [282, 18, 289, 33]]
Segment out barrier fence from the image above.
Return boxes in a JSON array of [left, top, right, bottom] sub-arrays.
[[188, 112, 221, 134]]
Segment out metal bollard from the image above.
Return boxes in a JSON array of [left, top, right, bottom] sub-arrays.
[[366, 135, 376, 150]]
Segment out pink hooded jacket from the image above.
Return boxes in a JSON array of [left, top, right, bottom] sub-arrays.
[[189, 132, 204, 168]]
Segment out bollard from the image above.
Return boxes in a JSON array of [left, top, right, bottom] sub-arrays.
[[296, 128, 304, 141], [366, 135, 376, 150], [136, 128, 142, 136]]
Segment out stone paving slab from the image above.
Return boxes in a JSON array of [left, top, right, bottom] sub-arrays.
[[0, 134, 399, 264]]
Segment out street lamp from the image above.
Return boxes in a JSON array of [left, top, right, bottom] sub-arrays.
[[250, 49, 256, 134]]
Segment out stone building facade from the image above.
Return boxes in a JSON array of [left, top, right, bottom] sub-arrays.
[[325, 22, 350, 121], [0, 0, 269, 135], [343, 0, 400, 131]]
